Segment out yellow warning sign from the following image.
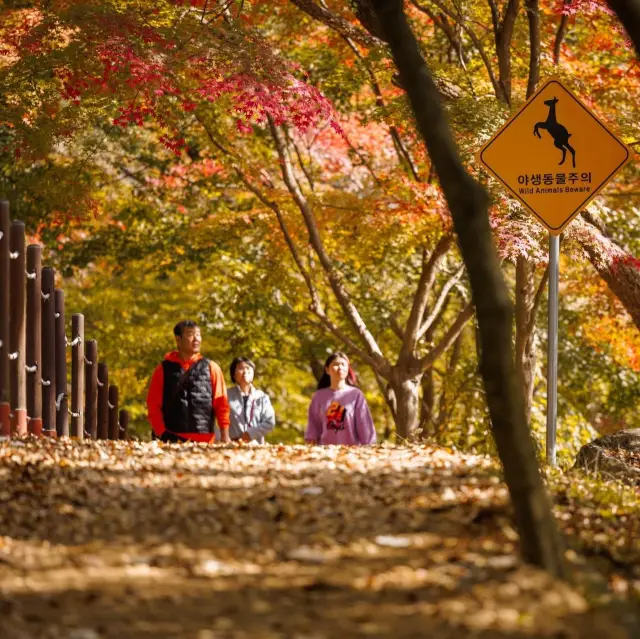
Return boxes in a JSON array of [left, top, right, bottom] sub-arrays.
[[477, 77, 631, 234]]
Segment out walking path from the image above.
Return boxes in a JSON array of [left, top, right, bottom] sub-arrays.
[[0, 440, 638, 638]]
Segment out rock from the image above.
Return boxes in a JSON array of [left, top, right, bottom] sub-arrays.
[[573, 429, 640, 483]]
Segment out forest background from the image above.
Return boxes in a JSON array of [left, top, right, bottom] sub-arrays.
[[1, 0, 639, 462]]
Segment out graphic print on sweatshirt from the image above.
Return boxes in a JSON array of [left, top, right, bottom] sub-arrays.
[[325, 400, 347, 432]]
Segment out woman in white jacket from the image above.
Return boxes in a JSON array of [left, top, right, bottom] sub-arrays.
[[219, 357, 275, 444]]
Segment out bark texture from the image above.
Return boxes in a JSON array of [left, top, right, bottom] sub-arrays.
[[574, 1, 640, 332], [265, 117, 472, 440], [515, 257, 537, 424], [368, 0, 565, 577], [289, 0, 382, 47], [607, 0, 640, 55], [390, 376, 421, 442], [569, 216, 640, 330]]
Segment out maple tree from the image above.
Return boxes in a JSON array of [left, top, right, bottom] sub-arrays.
[[3, 1, 477, 439], [2, 4, 640, 633], [0, 0, 337, 153], [1, 0, 639, 451], [2, 1, 640, 613], [363, 0, 567, 576]]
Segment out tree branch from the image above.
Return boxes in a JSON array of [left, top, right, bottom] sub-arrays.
[[423, 294, 451, 344], [335, 20, 422, 180], [343, 132, 383, 187], [401, 234, 454, 359], [434, 330, 464, 427], [236, 171, 323, 313], [385, 312, 405, 341], [419, 303, 474, 371], [553, 1, 571, 64], [306, 313, 384, 371], [417, 263, 465, 341], [373, 368, 398, 422], [201, 116, 389, 374], [390, 124, 422, 181], [409, 0, 465, 67], [197, 114, 325, 326], [568, 214, 640, 330], [289, 0, 382, 48], [495, 0, 522, 104], [285, 127, 315, 191], [487, 0, 500, 42], [268, 117, 390, 373], [525, 0, 540, 98], [413, 0, 502, 100], [368, 0, 565, 575], [526, 265, 549, 335], [607, 0, 640, 58]]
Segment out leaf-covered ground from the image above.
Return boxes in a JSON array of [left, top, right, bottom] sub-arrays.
[[0, 440, 638, 639]]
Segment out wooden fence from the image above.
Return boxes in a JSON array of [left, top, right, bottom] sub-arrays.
[[0, 200, 129, 440]]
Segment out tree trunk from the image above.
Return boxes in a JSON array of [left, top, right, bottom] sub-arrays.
[[607, 0, 640, 56], [389, 374, 421, 440], [515, 256, 537, 423], [368, 0, 566, 578], [373, 371, 398, 422], [420, 367, 435, 435], [310, 358, 325, 383], [494, 0, 521, 104], [570, 216, 640, 330]]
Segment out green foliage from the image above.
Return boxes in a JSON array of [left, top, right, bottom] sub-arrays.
[[2, 0, 640, 454]]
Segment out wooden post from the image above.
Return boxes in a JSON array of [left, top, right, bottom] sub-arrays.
[[41, 268, 56, 436], [26, 245, 42, 435], [108, 384, 119, 440], [0, 201, 10, 436], [54, 289, 68, 437], [119, 409, 129, 440], [97, 363, 109, 440], [85, 340, 98, 440], [70, 314, 84, 439], [9, 221, 27, 435]]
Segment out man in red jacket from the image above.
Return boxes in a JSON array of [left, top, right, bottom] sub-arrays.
[[147, 320, 231, 443]]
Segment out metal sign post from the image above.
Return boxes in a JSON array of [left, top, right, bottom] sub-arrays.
[[476, 76, 632, 465], [546, 234, 559, 466]]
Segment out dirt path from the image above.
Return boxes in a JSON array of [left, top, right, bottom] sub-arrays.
[[0, 440, 638, 638]]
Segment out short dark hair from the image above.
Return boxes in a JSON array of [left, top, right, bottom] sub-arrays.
[[230, 357, 255, 382], [173, 320, 199, 337]]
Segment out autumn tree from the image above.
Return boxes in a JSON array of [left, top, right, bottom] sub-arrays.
[[1, 0, 638, 450]]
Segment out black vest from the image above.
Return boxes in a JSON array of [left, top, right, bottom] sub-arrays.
[[162, 359, 213, 434]]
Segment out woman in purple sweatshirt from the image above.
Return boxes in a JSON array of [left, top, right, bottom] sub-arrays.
[[305, 352, 376, 446]]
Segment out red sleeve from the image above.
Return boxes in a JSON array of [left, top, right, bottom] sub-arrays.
[[147, 364, 166, 438], [210, 361, 230, 430]]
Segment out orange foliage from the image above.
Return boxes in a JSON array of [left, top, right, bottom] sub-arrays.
[[565, 274, 640, 371]]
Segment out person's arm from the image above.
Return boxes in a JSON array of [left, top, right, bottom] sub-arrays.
[[246, 393, 275, 441], [146, 364, 166, 439], [355, 391, 376, 445], [210, 361, 231, 443], [304, 393, 322, 445]]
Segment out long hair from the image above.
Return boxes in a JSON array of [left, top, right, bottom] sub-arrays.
[[317, 351, 358, 389]]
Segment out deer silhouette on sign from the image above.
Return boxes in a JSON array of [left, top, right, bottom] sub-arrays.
[[533, 97, 576, 168]]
